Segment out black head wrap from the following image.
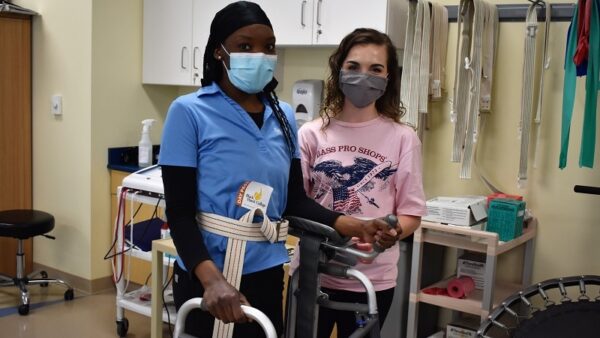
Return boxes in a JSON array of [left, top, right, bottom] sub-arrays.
[[201, 1, 272, 86], [200, 2, 295, 157]]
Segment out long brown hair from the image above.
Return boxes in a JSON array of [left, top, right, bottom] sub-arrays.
[[321, 28, 405, 129]]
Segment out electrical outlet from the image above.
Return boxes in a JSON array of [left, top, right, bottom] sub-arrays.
[[51, 95, 62, 115]]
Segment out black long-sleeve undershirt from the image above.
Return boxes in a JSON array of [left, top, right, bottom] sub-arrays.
[[161, 159, 342, 275]]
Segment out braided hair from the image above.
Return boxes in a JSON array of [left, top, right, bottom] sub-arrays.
[[263, 79, 296, 156], [200, 1, 295, 157]]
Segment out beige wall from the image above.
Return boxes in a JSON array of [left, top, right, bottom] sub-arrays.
[[15, 0, 94, 280], [424, 1, 599, 284], [90, 0, 176, 279], [15, 0, 177, 281], [13, 0, 599, 288]]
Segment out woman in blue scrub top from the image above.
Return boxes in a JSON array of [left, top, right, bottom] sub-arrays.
[[159, 2, 398, 337]]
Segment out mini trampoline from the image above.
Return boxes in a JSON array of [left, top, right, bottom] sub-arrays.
[[477, 275, 600, 337]]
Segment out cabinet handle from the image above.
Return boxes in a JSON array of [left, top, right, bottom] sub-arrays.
[[301, 0, 307, 27], [316, 0, 323, 26], [193, 47, 200, 70], [181, 46, 188, 70]]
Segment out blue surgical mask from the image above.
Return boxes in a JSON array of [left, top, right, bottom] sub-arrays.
[[221, 44, 277, 94]]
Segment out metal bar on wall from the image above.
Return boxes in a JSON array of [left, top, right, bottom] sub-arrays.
[[446, 2, 575, 22]]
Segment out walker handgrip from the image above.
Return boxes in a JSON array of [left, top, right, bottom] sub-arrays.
[[319, 263, 349, 277], [322, 242, 378, 260], [385, 214, 399, 231], [373, 214, 399, 252], [174, 298, 278, 338]]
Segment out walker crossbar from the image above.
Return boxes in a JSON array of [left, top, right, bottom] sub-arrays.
[[173, 297, 277, 338]]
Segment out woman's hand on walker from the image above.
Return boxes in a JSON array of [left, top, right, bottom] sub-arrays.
[[374, 227, 398, 250], [334, 216, 396, 248], [195, 261, 251, 324]]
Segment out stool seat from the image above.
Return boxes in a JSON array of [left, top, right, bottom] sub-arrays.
[[0, 209, 54, 239], [0, 209, 73, 315]]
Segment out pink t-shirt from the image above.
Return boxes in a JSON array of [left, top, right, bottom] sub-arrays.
[[290, 116, 426, 292]]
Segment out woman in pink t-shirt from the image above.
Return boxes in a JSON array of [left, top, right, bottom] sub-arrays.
[[295, 28, 427, 337]]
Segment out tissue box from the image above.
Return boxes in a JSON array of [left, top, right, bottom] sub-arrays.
[[486, 192, 523, 207], [457, 253, 486, 290], [486, 198, 526, 241], [446, 325, 477, 338], [423, 196, 487, 226], [446, 317, 479, 338]]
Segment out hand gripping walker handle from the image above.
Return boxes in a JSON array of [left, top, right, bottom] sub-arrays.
[[174, 298, 278, 338], [373, 214, 399, 252]]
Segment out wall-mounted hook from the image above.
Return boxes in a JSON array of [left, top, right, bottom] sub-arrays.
[[527, 0, 546, 9]]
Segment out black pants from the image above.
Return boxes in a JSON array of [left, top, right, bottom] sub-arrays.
[[316, 287, 395, 338], [173, 262, 284, 338]]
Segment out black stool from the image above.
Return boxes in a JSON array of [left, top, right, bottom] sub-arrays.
[[0, 209, 74, 315]]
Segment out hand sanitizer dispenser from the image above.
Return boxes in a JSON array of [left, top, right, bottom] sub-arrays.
[[292, 80, 323, 127], [138, 119, 155, 168]]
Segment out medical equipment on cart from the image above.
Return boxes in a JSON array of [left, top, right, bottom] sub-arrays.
[[111, 165, 168, 337], [121, 164, 163, 196], [173, 298, 277, 338], [285, 215, 398, 338]]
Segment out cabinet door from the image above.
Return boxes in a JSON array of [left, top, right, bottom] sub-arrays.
[[314, 0, 388, 45], [0, 14, 33, 276], [255, 0, 314, 46], [143, 0, 193, 85], [191, 0, 238, 86]]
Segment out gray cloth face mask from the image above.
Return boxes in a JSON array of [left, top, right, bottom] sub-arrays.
[[339, 70, 388, 108]]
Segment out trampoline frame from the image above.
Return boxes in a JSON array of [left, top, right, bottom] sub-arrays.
[[477, 275, 600, 337]]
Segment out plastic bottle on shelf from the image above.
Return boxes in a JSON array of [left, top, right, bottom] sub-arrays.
[[138, 119, 155, 168], [161, 223, 175, 259], [160, 222, 170, 240]]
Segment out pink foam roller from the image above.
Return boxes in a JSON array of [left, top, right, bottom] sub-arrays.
[[446, 276, 475, 298]]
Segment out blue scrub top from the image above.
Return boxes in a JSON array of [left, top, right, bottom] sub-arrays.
[[159, 82, 300, 274]]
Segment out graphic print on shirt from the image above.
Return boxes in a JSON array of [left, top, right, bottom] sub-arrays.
[[310, 157, 397, 215]]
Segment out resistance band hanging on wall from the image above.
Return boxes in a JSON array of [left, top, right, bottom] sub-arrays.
[[418, 0, 431, 139], [560, 0, 599, 169], [518, 0, 552, 188], [429, 3, 449, 102], [533, 3, 552, 169], [401, 0, 449, 140], [401, 0, 429, 136], [449, 0, 498, 179], [517, 3, 541, 188]]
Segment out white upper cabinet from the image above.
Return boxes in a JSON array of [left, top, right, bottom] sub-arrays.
[[143, 0, 234, 86], [143, 0, 407, 85], [255, 0, 407, 47], [315, 0, 388, 45], [190, 1, 234, 86], [143, 0, 194, 85], [256, 0, 315, 45]]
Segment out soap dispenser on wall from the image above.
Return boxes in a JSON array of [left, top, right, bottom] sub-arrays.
[[292, 80, 324, 127], [138, 119, 155, 168]]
